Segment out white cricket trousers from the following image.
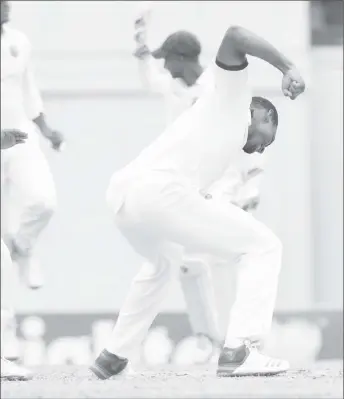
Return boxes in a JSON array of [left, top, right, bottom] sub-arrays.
[[106, 171, 282, 359], [1, 239, 15, 356], [178, 254, 222, 342], [1, 130, 56, 256]]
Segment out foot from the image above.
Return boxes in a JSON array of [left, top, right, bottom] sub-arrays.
[[90, 349, 128, 380], [3, 338, 20, 362], [12, 243, 44, 290], [1, 357, 33, 381], [192, 334, 219, 365], [217, 341, 289, 377], [1, 310, 20, 361]]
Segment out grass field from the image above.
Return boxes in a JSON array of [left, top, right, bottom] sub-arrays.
[[1, 361, 343, 399]]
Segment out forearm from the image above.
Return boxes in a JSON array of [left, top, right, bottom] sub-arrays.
[[223, 26, 294, 74], [32, 113, 51, 138]]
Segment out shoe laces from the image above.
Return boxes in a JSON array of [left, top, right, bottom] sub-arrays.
[[243, 339, 261, 351]]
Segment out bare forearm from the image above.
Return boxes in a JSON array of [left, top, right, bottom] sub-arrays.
[[33, 113, 51, 137]]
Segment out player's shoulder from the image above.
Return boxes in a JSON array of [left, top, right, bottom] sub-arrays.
[[4, 26, 31, 49]]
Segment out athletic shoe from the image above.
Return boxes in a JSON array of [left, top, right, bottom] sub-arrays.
[[1, 310, 20, 361], [217, 340, 289, 377], [90, 349, 128, 380], [0, 357, 33, 381]]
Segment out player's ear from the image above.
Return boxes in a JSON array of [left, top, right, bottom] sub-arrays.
[[267, 109, 274, 118]]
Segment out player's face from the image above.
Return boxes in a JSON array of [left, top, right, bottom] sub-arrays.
[[0, 0, 10, 25], [243, 108, 276, 154], [164, 56, 185, 79]]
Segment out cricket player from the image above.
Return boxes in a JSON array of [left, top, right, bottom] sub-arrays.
[[133, 6, 266, 363], [1, 128, 33, 380], [1, 0, 64, 359], [91, 24, 305, 379]]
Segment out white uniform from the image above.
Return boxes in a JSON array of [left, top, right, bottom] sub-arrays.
[[135, 55, 266, 344], [1, 26, 56, 257], [106, 59, 282, 359], [1, 135, 34, 381]]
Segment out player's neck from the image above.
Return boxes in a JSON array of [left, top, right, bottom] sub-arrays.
[[182, 64, 203, 87]]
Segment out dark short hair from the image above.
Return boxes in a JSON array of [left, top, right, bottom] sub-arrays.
[[251, 96, 278, 127]]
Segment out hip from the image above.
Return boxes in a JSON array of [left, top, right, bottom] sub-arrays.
[[107, 168, 194, 217]]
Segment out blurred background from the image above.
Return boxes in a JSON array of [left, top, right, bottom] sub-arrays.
[[4, 0, 343, 366]]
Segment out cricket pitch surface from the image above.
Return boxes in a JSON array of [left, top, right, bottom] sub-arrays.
[[1, 361, 343, 398]]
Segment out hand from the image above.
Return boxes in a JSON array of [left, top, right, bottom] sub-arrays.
[[45, 129, 65, 151], [242, 197, 260, 212], [133, 44, 150, 59], [1, 129, 28, 149], [135, 1, 153, 25], [282, 68, 305, 100], [134, 2, 153, 47]]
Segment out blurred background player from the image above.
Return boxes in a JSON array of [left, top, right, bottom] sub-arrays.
[[1, 0, 64, 361], [1, 128, 33, 381], [133, 2, 266, 363]]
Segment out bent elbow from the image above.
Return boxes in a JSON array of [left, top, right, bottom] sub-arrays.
[[226, 26, 244, 42]]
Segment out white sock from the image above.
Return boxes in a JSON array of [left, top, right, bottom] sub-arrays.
[[224, 337, 245, 349]]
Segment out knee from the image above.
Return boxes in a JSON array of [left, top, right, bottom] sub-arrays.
[[137, 261, 173, 283]]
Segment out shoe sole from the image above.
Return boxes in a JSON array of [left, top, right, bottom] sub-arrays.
[[3, 356, 20, 362], [90, 360, 128, 380], [217, 368, 288, 377]]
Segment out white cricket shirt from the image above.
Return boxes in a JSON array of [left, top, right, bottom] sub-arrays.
[[137, 56, 209, 125], [1, 26, 43, 133], [115, 60, 251, 192]]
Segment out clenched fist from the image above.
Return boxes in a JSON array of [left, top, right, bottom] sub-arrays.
[[1, 129, 28, 149], [282, 68, 306, 100]]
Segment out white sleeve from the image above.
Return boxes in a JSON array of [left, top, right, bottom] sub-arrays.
[[22, 42, 43, 120], [137, 55, 172, 94], [212, 58, 250, 103]]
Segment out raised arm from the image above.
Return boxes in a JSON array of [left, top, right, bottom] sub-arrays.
[[216, 26, 305, 99], [133, 5, 172, 94]]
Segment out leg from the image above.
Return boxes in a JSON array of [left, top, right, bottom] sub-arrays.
[[1, 240, 32, 380], [121, 177, 283, 343], [1, 239, 14, 357], [134, 180, 287, 375], [3, 139, 57, 288], [5, 140, 57, 255], [179, 254, 223, 364], [179, 254, 221, 342], [1, 238, 20, 361], [94, 175, 283, 379], [106, 255, 178, 359]]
